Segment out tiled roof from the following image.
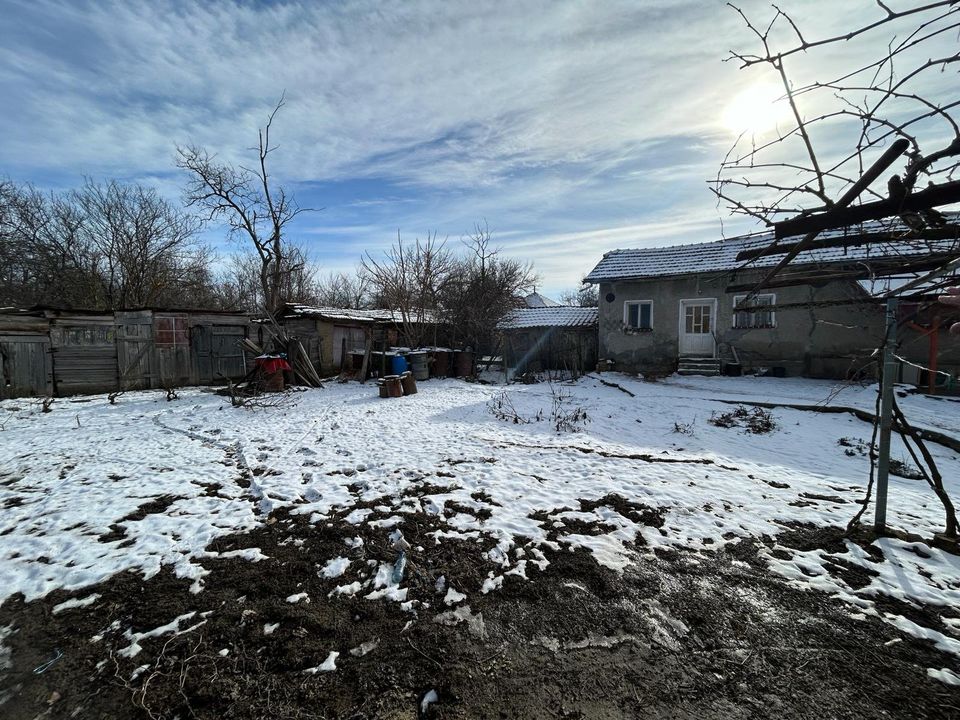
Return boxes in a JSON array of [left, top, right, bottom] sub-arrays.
[[584, 221, 960, 283], [498, 306, 598, 330]]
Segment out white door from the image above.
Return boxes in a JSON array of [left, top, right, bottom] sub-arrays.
[[679, 299, 717, 357]]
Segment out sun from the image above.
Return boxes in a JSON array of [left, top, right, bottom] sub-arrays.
[[722, 83, 791, 135]]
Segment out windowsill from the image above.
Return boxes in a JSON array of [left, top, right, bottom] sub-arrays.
[[732, 325, 777, 330], [622, 326, 653, 335]]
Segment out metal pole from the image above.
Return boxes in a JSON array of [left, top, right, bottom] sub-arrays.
[[874, 297, 899, 534]]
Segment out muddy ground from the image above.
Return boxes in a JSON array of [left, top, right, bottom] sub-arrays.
[[2, 492, 959, 720]]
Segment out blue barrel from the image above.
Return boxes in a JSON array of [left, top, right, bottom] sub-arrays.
[[391, 354, 408, 375]]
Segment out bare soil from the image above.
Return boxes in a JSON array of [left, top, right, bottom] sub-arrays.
[[2, 499, 959, 719]]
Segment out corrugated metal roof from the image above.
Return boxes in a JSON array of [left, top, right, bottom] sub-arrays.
[[280, 304, 440, 324], [584, 221, 960, 283], [498, 306, 598, 330]]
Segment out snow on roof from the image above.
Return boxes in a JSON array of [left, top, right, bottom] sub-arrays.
[[280, 304, 437, 324], [584, 220, 960, 283], [524, 292, 561, 308], [498, 306, 598, 330]]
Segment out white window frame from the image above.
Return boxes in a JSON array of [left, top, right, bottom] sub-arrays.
[[732, 293, 776, 329], [623, 300, 654, 330]]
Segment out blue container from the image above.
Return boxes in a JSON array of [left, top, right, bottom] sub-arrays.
[[391, 354, 408, 375]]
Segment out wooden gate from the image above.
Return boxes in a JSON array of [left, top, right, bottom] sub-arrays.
[[0, 334, 53, 398], [115, 311, 154, 390], [192, 325, 248, 384]]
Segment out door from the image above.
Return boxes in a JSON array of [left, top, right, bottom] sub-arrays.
[[192, 325, 247, 384], [0, 334, 53, 398], [679, 299, 717, 357], [116, 312, 154, 390], [331, 325, 368, 368]]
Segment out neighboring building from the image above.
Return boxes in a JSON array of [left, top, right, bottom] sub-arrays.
[[0, 306, 253, 398], [498, 306, 598, 376], [584, 231, 960, 380], [274, 303, 440, 375], [523, 292, 562, 308]]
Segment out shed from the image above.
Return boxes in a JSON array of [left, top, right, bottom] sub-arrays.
[[498, 306, 599, 376]]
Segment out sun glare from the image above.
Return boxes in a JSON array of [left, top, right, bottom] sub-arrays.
[[722, 83, 791, 135]]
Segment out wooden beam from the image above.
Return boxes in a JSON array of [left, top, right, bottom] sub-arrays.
[[726, 255, 957, 292], [736, 226, 960, 262], [774, 179, 960, 239]]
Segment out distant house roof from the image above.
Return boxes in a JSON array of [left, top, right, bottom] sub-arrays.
[[278, 303, 437, 325], [584, 221, 960, 283], [498, 306, 598, 330], [523, 292, 562, 308]]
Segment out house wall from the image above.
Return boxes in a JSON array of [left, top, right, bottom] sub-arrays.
[[597, 271, 960, 379]]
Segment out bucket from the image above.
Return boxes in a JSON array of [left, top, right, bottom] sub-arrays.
[[391, 354, 408, 375], [400, 371, 418, 396], [384, 375, 403, 398], [408, 351, 429, 381]]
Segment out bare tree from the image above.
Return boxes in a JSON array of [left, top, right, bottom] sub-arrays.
[[362, 231, 455, 347], [216, 242, 321, 312], [711, 2, 960, 540], [177, 95, 312, 314], [0, 179, 212, 309], [559, 284, 599, 307], [441, 223, 537, 353], [711, 1, 960, 231], [315, 268, 371, 309]]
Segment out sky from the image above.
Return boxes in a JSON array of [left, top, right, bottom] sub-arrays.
[[1, 0, 954, 298]]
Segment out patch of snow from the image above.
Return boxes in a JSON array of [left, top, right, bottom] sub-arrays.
[[927, 667, 960, 686], [443, 588, 467, 605], [263, 623, 279, 635], [303, 650, 339, 674], [286, 592, 309, 604], [420, 689, 439, 714], [52, 593, 100, 614], [320, 557, 350, 579]]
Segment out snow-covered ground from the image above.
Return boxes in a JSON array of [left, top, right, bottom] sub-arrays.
[[1, 374, 959, 664]]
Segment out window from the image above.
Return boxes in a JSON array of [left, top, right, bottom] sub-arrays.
[[155, 316, 189, 348], [624, 301, 653, 330], [732, 294, 776, 329]]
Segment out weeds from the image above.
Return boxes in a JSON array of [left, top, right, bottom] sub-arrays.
[[487, 385, 589, 433], [709, 405, 776, 434], [672, 419, 696, 435]]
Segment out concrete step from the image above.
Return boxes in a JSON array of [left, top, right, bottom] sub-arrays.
[[677, 357, 721, 376]]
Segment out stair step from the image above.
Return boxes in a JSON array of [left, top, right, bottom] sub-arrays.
[[677, 368, 720, 376]]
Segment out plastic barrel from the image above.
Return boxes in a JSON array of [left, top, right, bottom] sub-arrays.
[[391, 354, 408, 375]]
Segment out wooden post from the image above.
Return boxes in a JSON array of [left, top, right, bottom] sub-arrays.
[[875, 297, 898, 534]]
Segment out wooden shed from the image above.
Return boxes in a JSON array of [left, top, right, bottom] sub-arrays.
[[498, 306, 599, 377], [0, 307, 255, 398]]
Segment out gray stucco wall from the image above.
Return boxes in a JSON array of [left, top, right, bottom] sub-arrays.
[[596, 271, 960, 380]]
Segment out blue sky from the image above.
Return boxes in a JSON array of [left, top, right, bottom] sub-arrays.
[[1, 0, 947, 298]]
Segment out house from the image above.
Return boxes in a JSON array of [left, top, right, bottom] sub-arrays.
[[522, 291, 562, 308], [0, 306, 254, 398], [498, 306, 598, 376], [584, 228, 960, 380]]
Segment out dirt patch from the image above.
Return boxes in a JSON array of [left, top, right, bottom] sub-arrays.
[[2, 510, 959, 719]]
